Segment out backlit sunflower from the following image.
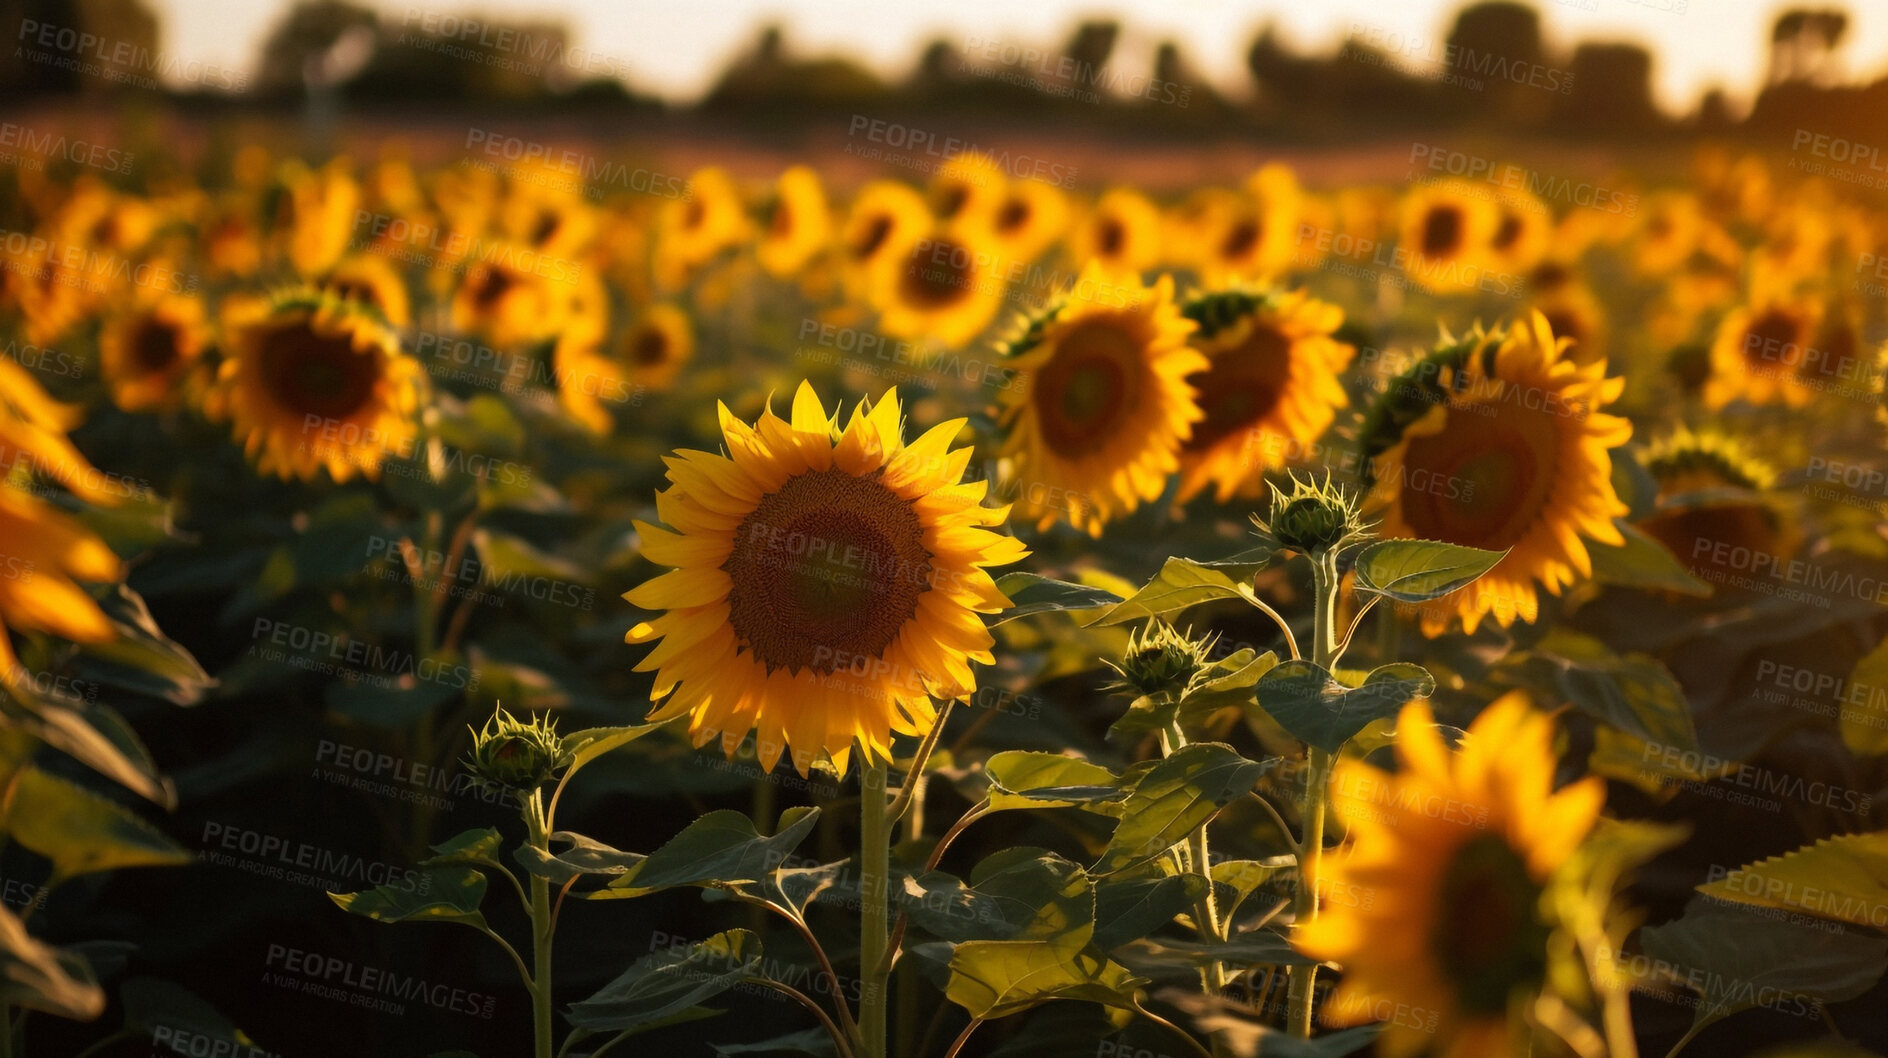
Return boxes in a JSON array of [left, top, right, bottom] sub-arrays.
[[837, 180, 932, 297], [212, 294, 427, 483], [927, 153, 1007, 227], [277, 160, 361, 278], [1487, 187, 1552, 277], [871, 224, 1008, 348], [1172, 288, 1354, 505], [623, 383, 1027, 774], [756, 165, 832, 279], [1703, 295, 1822, 409], [450, 250, 573, 349], [1297, 693, 1605, 1058], [0, 357, 126, 679], [1530, 283, 1607, 368], [100, 294, 209, 413], [1067, 188, 1162, 277], [1365, 312, 1631, 635], [1398, 180, 1499, 294], [555, 304, 694, 434], [995, 267, 1204, 535], [653, 167, 751, 292], [1637, 426, 1796, 578], [985, 179, 1069, 263]]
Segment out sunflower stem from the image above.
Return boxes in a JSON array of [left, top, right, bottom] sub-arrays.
[[525, 789, 556, 1058], [1287, 551, 1343, 1037], [859, 758, 892, 1058]]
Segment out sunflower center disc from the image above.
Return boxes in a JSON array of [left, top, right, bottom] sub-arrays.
[[1431, 833, 1548, 1014], [260, 321, 378, 422], [1184, 324, 1292, 452], [1742, 311, 1803, 369], [134, 318, 182, 372], [630, 330, 670, 366], [1035, 319, 1141, 457], [1422, 206, 1464, 256], [853, 216, 893, 260], [724, 468, 934, 676], [898, 239, 974, 310], [1400, 394, 1559, 551]]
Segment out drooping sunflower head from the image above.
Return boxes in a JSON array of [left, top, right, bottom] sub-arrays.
[[1365, 311, 1631, 635], [871, 223, 1008, 348], [1070, 187, 1162, 277], [1399, 179, 1499, 294], [756, 165, 833, 280], [624, 382, 1027, 775], [1637, 426, 1796, 574], [1703, 295, 1823, 410], [1642, 425, 1775, 497], [100, 294, 210, 413], [1172, 287, 1355, 505], [1297, 693, 1605, 1058], [213, 292, 428, 483], [995, 266, 1205, 535]]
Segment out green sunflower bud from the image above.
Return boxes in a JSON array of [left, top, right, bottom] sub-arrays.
[[1108, 622, 1216, 698], [1254, 474, 1371, 556], [466, 705, 569, 794]]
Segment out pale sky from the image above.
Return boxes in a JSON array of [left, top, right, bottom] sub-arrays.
[[150, 0, 1888, 116]]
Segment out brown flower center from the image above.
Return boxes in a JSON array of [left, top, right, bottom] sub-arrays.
[[259, 319, 380, 422], [852, 215, 894, 261], [1422, 205, 1464, 257], [133, 318, 183, 373], [896, 239, 975, 311], [1184, 324, 1293, 453], [1034, 318, 1144, 458], [723, 468, 933, 675], [1399, 393, 1560, 551], [1431, 833, 1548, 1015]]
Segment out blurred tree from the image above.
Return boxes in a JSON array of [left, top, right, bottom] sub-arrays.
[[254, 0, 377, 98], [702, 23, 886, 117], [0, 0, 157, 94], [1552, 43, 1660, 135], [1442, 2, 1545, 124], [1767, 8, 1850, 85]]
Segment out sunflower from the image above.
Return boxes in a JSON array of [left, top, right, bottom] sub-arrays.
[[100, 294, 209, 413], [1398, 180, 1499, 294], [1067, 188, 1162, 277], [1630, 192, 1703, 278], [278, 160, 361, 278], [556, 304, 695, 434], [0, 357, 126, 679], [1297, 693, 1605, 1058], [321, 254, 412, 328], [450, 250, 573, 349], [871, 224, 1008, 348], [756, 165, 833, 280], [985, 179, 1069, 263], [995, 267, 1205, 535], [838, 180, 930, 281], [212, 294, 427, 483], [499, 186, 597, 261], [1172, 289, 1354, 505], [1530, 284, 1607, 368], [1637, 426, 1796, 577], [1366, 312, 1631, 635], [1195, 177, 1302, 285], [653, 167, 751, 292], [927, 153, 1007, 227], [1487, 187, 1552, 277], [623, 382, 1027, 774], [1703, 295, 1823, 409]]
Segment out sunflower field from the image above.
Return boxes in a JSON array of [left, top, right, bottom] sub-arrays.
[[6, 12, 1888, 1058]]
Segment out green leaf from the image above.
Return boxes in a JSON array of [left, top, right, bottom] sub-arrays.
[[561, 723, 666, 776], [329, 866, 488, 929], [1840, 637, 1888, 757], [1520, 630, 1699, 752], [1588, 521, 1713, 597], [423, 828, 505, 867], [946, 934, 1145, 1020], [1093, 558, 1255, 627], [1208, 857, 1294, 921], [990, 573, 1123, 626], [984, 752, 1126, 813], [1253, 661, 1435, 752], [606, 807, 820, 896], [6, 768, 189, 882], [73, 584, 215, 705], [904, 850, 1091, 944], [1178, 649, 1280, 721], [472, 527, 595, 594], [710, 1026, 838, 1055], [0, 904, 103, 1019], [323, 673, 464, 728], [1093, 744, 1276, 876], [294, 492, 385, 587], [1351, 539, 1507, 603], [515, 832, 645, 883], [0, 682, 172, 804], [1194, 546, 1276, 581], [1114, 929, 1315, 983], [566, 929, 761, 1030], [123, 977, 261, 1056], [1698, 832, 1888, 932], [1092, 874, 1208, 951], [1639, 898, 1888, 1033], [1252, 1024, 1383, 1056]]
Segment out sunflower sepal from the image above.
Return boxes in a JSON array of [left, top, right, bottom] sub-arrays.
[[465, 704, 571, 797]]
